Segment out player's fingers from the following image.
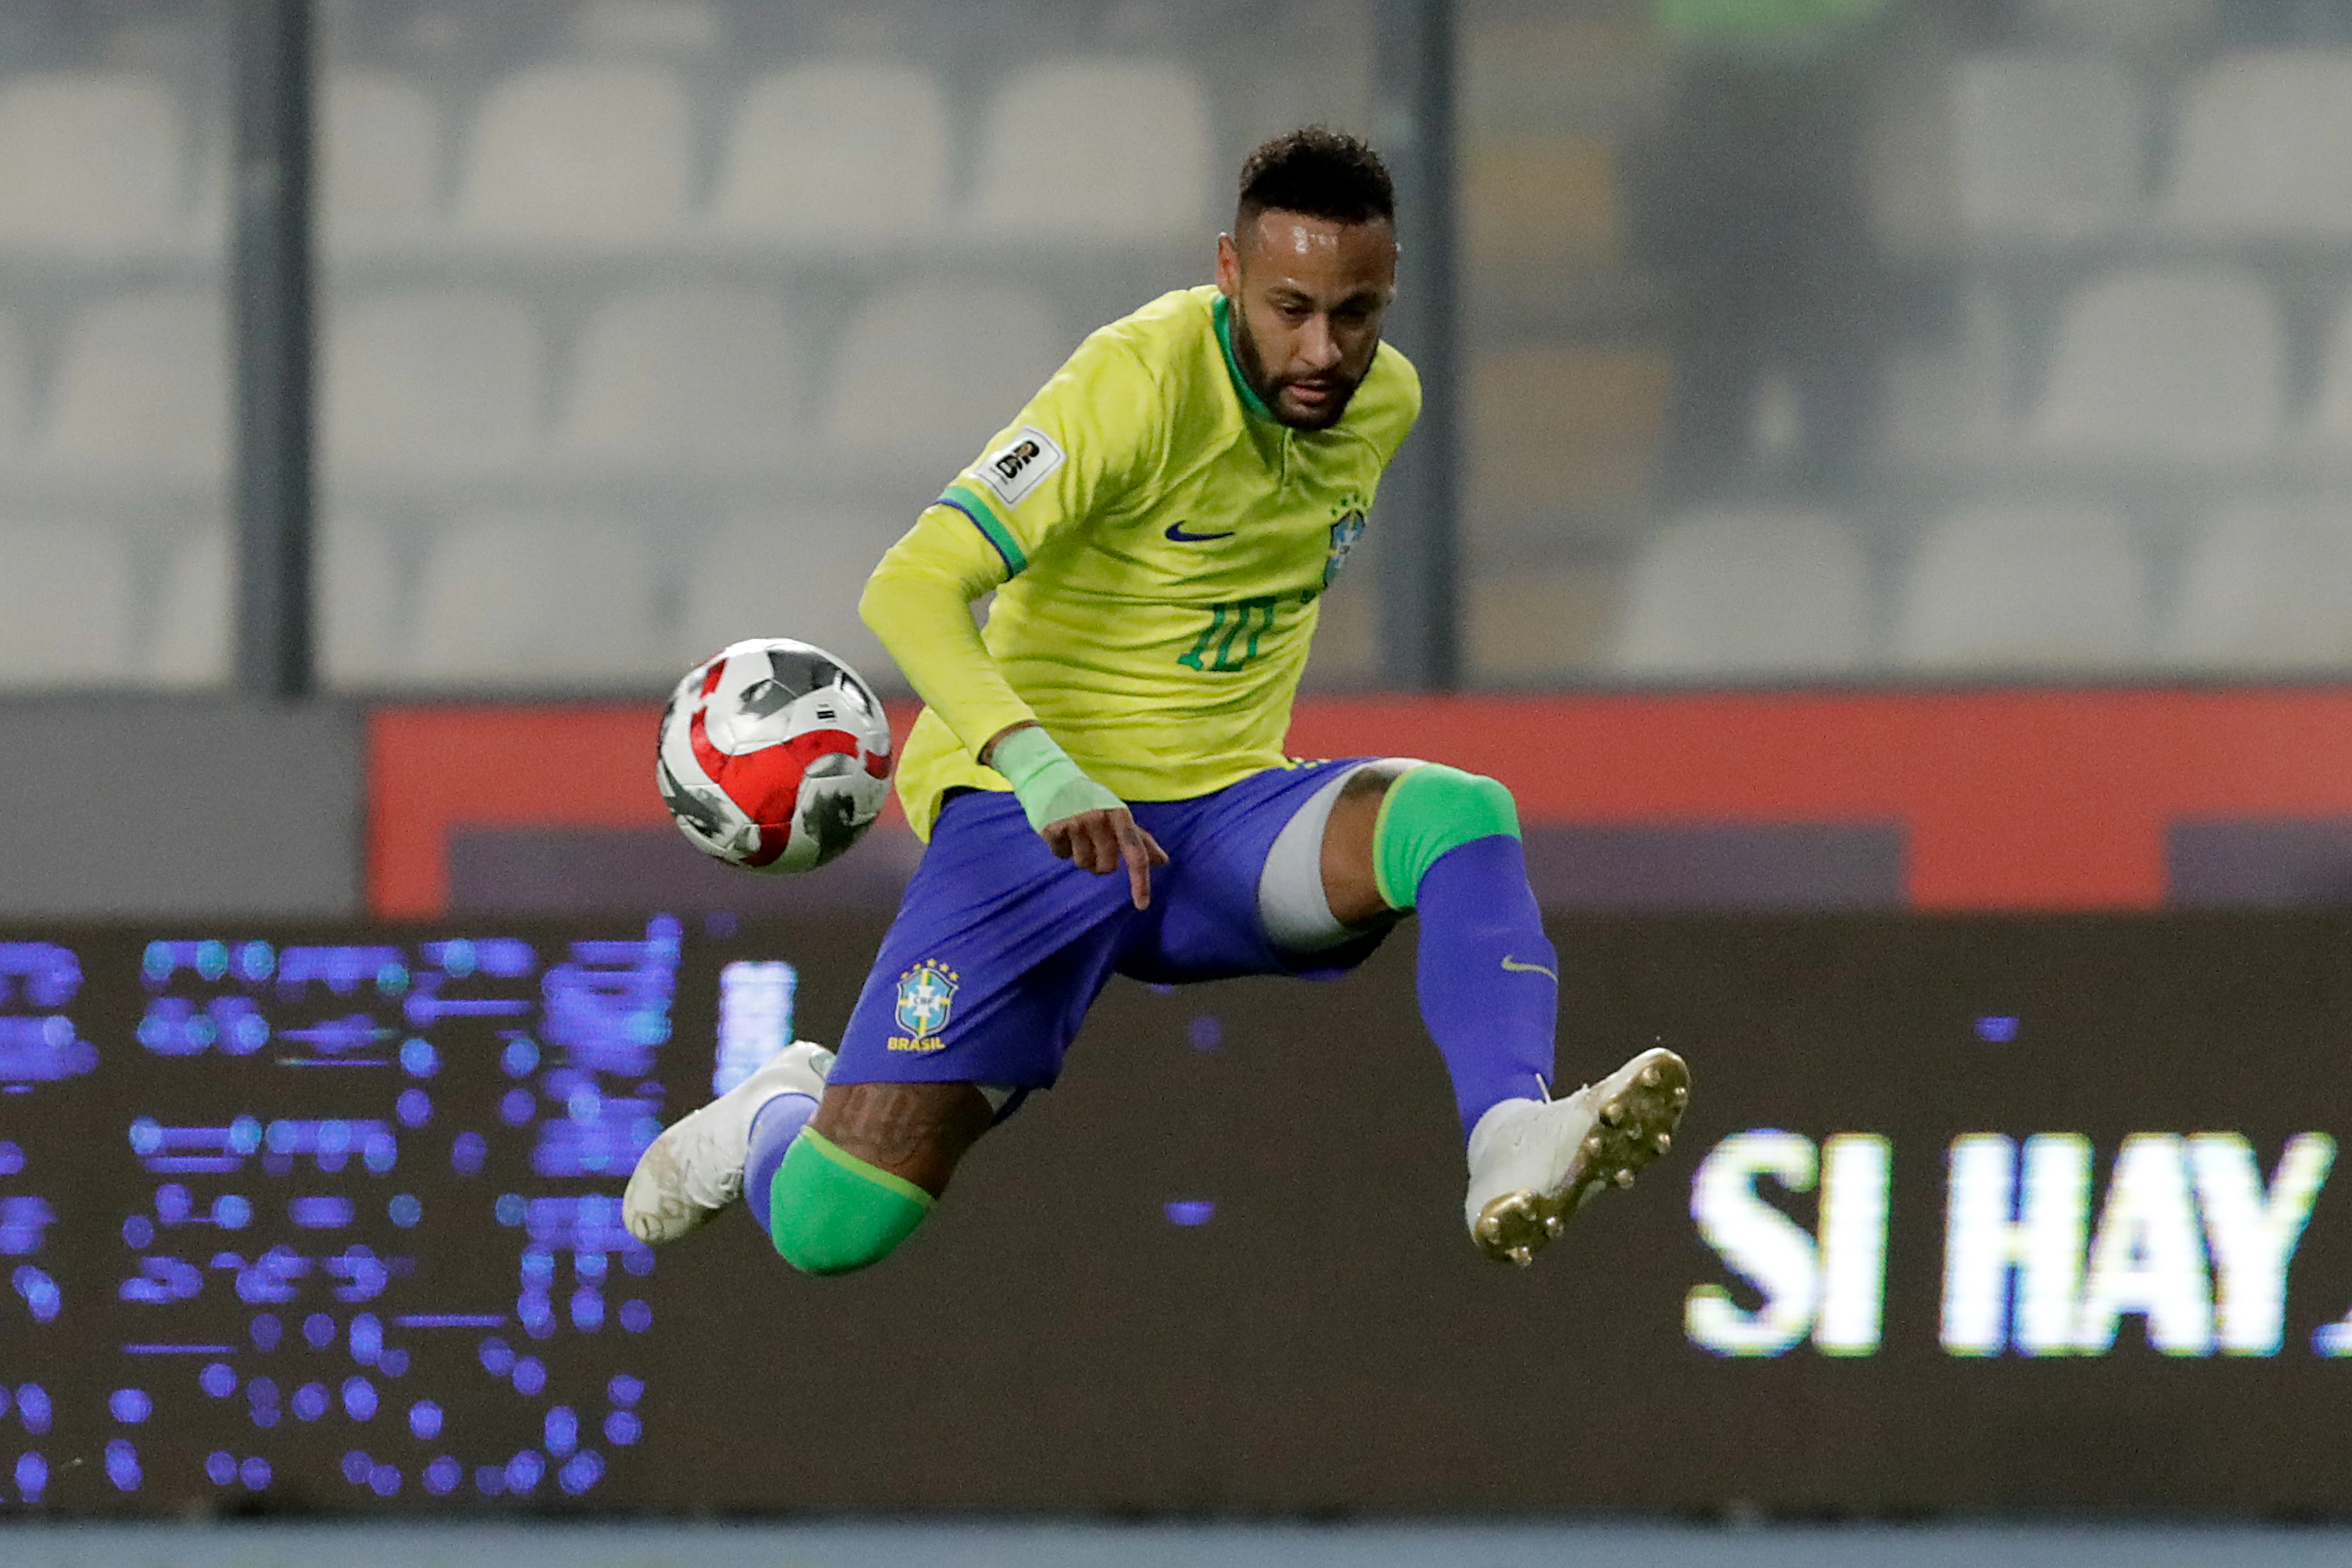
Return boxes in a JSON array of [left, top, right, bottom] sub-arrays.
[[1043, 819, 1078, 862], [1115, 815, 1157, 909], [1055, 812, 1109, 874], [1137, 826, 1171, 869], [1084, 814, 1124, 876]]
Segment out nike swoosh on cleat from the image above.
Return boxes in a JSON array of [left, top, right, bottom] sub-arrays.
[[1500, 955, 1558, 980], [1164, 521, 1236, 542]]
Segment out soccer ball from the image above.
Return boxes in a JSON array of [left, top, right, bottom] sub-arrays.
[[656, 638, 893, 874]]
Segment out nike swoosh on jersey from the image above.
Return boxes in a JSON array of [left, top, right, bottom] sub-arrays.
[[1164, 521, 1237, 543], [1500, 955, 1558, 980]]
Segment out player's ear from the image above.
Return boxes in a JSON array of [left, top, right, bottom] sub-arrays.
[[1215, 231, 1240, 296]]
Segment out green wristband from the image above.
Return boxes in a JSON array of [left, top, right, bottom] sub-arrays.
[[987, 726, 1124, 832]]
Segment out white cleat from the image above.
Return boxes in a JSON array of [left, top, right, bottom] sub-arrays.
[[624, 1040, 833, 1246], [1464, 1047, 1691, 1267]]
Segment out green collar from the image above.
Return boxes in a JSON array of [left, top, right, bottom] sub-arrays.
[[1211, 292, 1278, 424]]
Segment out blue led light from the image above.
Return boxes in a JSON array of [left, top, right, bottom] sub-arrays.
[[607, 1373, 643, 1406], [620, 1299, 652, 1333], [108, 1388, 150, 1423], [1188, 1015, 1222, 1051], [389, 1194, 422, 1228], [240, 1456, 270, 1490], [378, 1348, 409, 1377], [545, 1405, 577, 1456], [103, 1437, 139, 1492], [1164, 1201, 1215, 1227], [450, 1131, 487, 1175], [604, 1410, 642, 1446], [557, 1450, 603, 1496], [205, 1451, 236, 1486], [478, 1336, 515, 1376], [340, 1450, 371, 1485], [474, 1465, 506, 1496], [1974, 1015, 2021, 1043], [370, 1463, 400, 1496], [305, 1312, 335, 1349], [499, 1089, 535, 1126], [199, 1363, 235, 1399], [349, 1313, 382, 1365], [212, 1194, 251, 1230], [342, 1376, 377, 1421], [15, 1386, 47, 1435], [363, 1131, 397, 1174], [292, 1383, 328, 1421], [410, 1399, 442, 1440], [0, 1141, 21, 1175], [512, 1356, 546, 1396], [572, 1287, 604, 1331], [495, 1193, 526, 1227], [13, 1265, 59, 1322], [424, 1456, 460, 1495], [246, 1376, 278, 1408], [502, 1036, 540, 1077], [14, 1452, 45, 1503], [249, 1313, 281, 1350], [155, 1184, 191, 1223], [506, 1450, 544, 1495], [396, 1089, 431, 1128]]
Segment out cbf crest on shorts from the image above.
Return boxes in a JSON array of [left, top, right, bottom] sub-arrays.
[[888, 959, 959, 1051]]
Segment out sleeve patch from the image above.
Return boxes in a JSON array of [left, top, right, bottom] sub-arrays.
[[974, 425, 1066, 507]]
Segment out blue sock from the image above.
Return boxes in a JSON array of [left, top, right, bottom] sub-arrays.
[[1412, 835, 1558, 1138], [744, 1092, 819, 1234]]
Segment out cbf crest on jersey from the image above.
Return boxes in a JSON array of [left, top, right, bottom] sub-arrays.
[[888, 959, 960, 1051], [1324, 509, 1367, 588]]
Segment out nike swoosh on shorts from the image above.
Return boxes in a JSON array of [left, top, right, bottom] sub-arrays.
[[1164, 521, 1236, 542], [1501, 955, 1557, 980]]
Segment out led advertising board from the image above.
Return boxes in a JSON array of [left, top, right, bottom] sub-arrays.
[[3, 912, 2350, 1515]]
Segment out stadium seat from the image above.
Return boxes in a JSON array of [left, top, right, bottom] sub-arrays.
[[1609, 509, 1872, 676], [149, 528, 230, 686], [320, 73, 442, 250], [2302, 287, 2352, 453], [43, 293, 226, 478], [2026, 269, 2283, 462], [1948, 54, 2143, 242], [824, 280, 1066, 483], [556, 289, 799, 474], [1894, 504, 2151, 670], [407, 513, 664, 686], [2164, 52, 2352, 235], [0, 72, 183, 254], [2170, 500, 2352, 670], [322, 292, 542, 476], [1872, 289, 2014, 464], [678, 509, 902, 685], [455, 65, 692, 246], [0, 521, 133, 684], [967, 59, 1214, 240], [318, 514, 402, 687], [2033, 0, 2211, 46], [711, 63, 949, 244]]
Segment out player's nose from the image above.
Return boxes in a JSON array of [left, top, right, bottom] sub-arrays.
[[1294, 313, 1341, 372]]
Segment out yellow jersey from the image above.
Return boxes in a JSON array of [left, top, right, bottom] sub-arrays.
[[888, 283, 1421, 837]]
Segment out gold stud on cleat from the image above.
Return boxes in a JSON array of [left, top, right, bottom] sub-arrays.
[[1601, 1102, 1624, 1127], [1615, 1168, 1635, 1188], [1655, 1133, 1672, 1154], [1639, 1064, 1662, 1088], [1545, 1215, 1564, 1238]]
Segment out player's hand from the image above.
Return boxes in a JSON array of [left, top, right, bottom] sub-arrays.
[[1043, 808, 1170, 909]]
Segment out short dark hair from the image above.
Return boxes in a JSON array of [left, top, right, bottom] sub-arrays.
[[1236, 127, 1394, 230]]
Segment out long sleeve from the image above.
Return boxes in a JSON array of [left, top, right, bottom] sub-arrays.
[[858, 503, 1034, 762]]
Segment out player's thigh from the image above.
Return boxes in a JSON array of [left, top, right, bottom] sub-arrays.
[[810, 1080, 994, 1198], [1317, 760, 1418, 927]]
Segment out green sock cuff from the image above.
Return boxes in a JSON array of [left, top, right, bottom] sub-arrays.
[[768, 1128, 933, 1276], [1371, 764, 1521, 911]]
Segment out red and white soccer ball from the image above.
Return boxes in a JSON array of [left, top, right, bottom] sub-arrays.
[[656, 638, 893, 874]]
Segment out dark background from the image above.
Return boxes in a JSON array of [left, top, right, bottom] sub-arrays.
[[9, 912, 2352, 1516]]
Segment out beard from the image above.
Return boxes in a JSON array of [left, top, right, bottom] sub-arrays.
[[1230, 306, 1364, 432]]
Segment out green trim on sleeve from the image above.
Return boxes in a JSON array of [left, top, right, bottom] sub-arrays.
[[1211, 293, 1278, 423], [797, 1126, 936, 1209], [938, 482, 1028, 576]]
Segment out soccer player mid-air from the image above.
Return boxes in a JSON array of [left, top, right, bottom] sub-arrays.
[[626, 129, 1690, 1274]]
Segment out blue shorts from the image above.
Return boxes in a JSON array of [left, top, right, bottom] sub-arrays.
[[829, 758, 1388, 1091]]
